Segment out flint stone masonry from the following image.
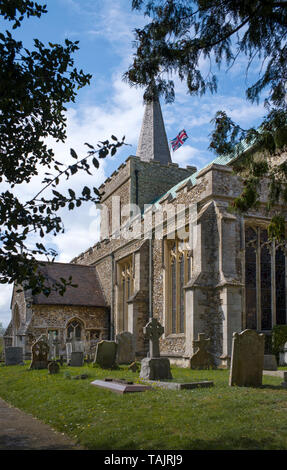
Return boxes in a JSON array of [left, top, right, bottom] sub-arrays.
[[94, 340, 118, 369], [229, 329, 265, 387], [4, 347, 23, 366], [116, 331, 135, 364]]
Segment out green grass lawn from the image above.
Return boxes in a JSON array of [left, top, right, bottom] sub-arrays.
[[0, 363, 287, 450]]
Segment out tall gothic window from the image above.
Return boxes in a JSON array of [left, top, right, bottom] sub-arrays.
[[119, 257, 133, 331], [245, 225, 287, 330], [166, 237, 191, 334]]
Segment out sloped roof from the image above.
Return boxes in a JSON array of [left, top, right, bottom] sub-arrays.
[[31, 262, 107, 307]]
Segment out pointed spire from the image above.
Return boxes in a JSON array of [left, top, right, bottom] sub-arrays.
[[136, 99, 171, 164]]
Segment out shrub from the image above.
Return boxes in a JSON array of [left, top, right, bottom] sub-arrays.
[[271, 325, 287, 361]]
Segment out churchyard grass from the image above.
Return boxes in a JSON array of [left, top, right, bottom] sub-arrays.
[[0, 363, 287, 450]]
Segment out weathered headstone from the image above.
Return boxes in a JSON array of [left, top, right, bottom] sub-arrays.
[[116, 331, 135, 364], [229, 329, 265, 387], [190, 333, 216, 369], [48, 333, 56, 361], [263, 354, 277, 371], [70, 351, 84, 367], [140, 318, 172, 380], [94, 340, 118, 369], [66, 342, 72, 363], [48, 361, 60, 374], [4, 347, 23, 366], [30, 335, 49, 370]]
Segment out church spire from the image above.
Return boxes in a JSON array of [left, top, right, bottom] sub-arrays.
[[136, 98, 172, 164]]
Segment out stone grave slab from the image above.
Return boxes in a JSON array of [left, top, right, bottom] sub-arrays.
[[4, 347, 23, 366], [263, 370, 287, 387], [70, 351, 84, 367], [143, 380, 214, 390], [229, 329, 265, 387], [91, 378, 152, 394]]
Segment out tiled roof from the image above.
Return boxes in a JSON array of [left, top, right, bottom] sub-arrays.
[[31, 262, 106, 307]]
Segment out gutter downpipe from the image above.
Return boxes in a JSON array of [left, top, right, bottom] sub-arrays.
[[110, 252, 115, 339]]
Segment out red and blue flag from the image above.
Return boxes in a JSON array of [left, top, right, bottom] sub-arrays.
[[170, 129, 188, 151]]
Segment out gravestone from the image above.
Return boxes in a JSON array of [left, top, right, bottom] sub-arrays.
[[66, 342, 72, 363], [94, 340, 118, 369], [70, 351, 84, 367], [229, 329, 265, 387], [4, 347, 23, 366], [48, 361, 60, 374], [140, 318, 172, 381], [190, 333, 216, 369], [116, 331, 135, 364], [263, 354, 277, 371], [48, 333, 56, 361], [279, 342, 287, 366], [29, 335, 50, 370]]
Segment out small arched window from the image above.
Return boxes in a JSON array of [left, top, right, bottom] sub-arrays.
[[67, 319, 83, 340]]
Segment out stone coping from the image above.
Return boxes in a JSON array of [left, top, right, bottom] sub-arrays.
[[263, 370, 287, 380], [142, 380, 214, 390]]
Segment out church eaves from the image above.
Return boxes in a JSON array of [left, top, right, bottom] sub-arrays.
[[136, 99, 172, 164]]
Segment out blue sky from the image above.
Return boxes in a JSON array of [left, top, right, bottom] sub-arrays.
[[0, 0, 268, 327]]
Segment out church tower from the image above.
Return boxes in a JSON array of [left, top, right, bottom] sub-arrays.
[[99, 98, 196, 239]]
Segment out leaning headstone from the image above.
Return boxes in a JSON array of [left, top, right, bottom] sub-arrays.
[[94, 340, 118, 369], [48, 361, 60, 374], [116, 331, 135, 364], [70, 351, 84, 367], [190, 333, 216, 369], [29, 335, 49, 370], [229, 329, 265, 387], [140, 318, 172, 381], [263, 354, 277, 371], [4, 347, 23, 366]]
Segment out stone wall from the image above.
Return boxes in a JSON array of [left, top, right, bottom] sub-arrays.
[[25, 304, 109, 355]]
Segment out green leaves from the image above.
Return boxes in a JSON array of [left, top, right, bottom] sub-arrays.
[[0, 2, 128, 294]]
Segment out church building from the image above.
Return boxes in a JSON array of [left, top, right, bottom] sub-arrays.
[[5, 99, 287, 366]]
